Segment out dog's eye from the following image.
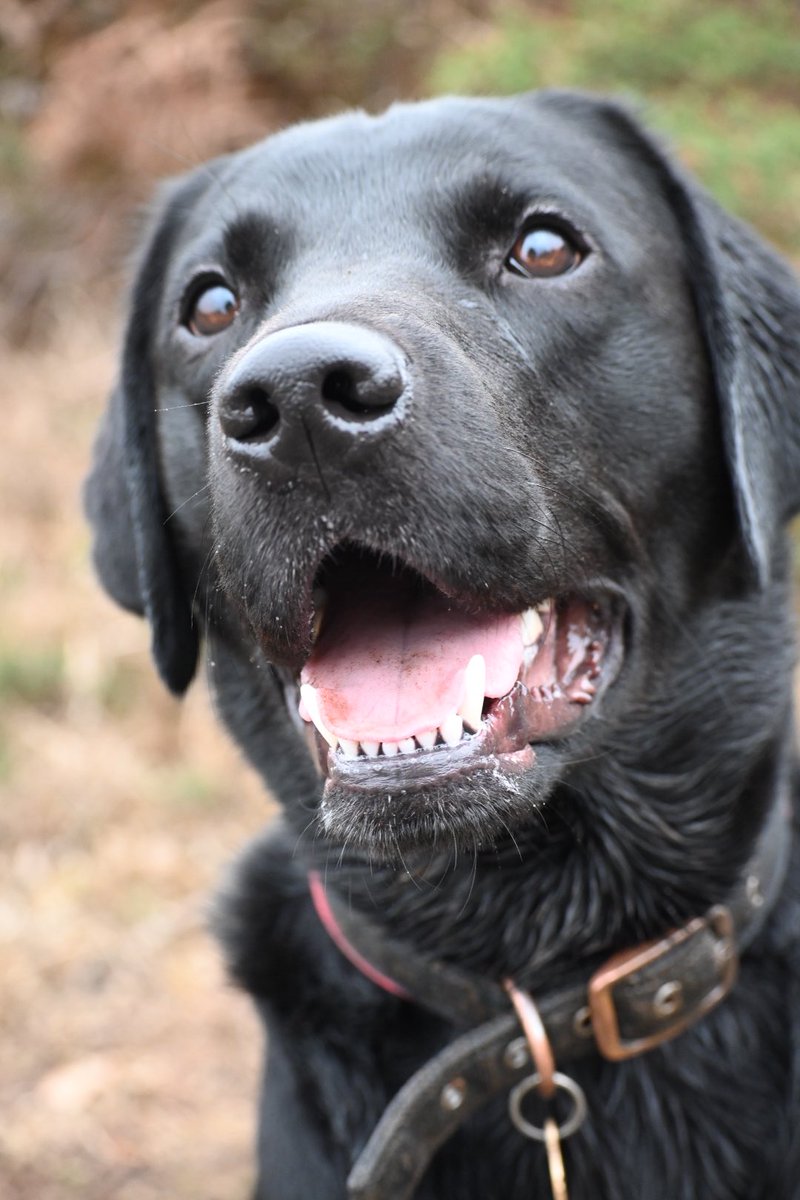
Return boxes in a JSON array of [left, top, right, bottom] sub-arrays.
[[506, 225, 584, 279], [185, 281, 240, 336]]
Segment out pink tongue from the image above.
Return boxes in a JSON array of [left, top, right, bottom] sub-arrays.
[[300, 578, 524, 743]]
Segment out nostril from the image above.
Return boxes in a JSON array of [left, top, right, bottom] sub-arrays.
[[321, 368, 368, 415], [321, 364, 404, 418], [220, 385, 280, 442]]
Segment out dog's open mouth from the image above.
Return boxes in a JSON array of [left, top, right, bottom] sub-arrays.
[[294, 549, 622, 792]]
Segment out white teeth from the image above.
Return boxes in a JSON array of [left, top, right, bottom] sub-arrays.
[[458, 654, 486, 732], [311, 587, 327, 644], [521, 607, 544, 646], [299, 684, 338, 748], [440, 712, 464, 746], [301, 669, 491, 760]]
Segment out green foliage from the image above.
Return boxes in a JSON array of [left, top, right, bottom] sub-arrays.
[[429, 0, 800, 252], [0, 119, 29, 185], [576, 0, 800, 93], [0, 642, 64, 708], [246, 0, 440, 114]]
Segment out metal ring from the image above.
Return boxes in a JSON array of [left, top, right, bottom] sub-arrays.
[[508, 1071, 588, 1143]]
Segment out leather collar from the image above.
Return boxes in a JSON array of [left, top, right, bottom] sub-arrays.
[[309, 790, 791, 1200]]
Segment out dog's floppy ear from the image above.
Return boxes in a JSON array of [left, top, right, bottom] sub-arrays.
[[658, 155, 800, 587], [587, 97, 800, 587], [85, 175, 208, 694]]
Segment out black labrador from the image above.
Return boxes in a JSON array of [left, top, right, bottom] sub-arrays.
[[85, 92, 800, 1199]]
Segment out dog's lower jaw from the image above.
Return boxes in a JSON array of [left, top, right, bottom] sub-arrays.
[[317, 757, 544, 858]]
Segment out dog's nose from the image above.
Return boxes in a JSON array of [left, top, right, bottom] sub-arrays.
[[216, 322, 409, 466]]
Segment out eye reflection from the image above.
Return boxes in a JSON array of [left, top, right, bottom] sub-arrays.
[[186, 282, 239, 336], [506, 226, 584, 278]]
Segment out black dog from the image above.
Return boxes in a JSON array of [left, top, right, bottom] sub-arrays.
[[85, 92, 800, 1199]]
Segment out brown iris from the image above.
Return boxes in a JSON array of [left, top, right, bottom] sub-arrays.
[[187, 282, 239, 336], [506, 226, 583, 279]]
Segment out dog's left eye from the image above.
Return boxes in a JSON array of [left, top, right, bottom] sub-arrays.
[[505, 224, 585, 279]]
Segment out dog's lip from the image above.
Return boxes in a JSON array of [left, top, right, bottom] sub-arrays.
[[296, 590, 624, 793], [319, 726, 538, 791]]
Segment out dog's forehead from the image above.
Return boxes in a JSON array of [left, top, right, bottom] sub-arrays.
[[183, 96, 672, 245]]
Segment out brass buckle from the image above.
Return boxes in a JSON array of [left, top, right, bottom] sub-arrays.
[[587, 905, 738, 1062]]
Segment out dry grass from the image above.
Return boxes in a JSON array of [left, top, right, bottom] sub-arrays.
[[0, 316, 271, 1199]]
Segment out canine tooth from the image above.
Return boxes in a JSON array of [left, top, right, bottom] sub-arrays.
[[339, 738, 360, 759], [399, 737, 417, 754], [299, 684, 338, 748], [382, 741, 399, 756], [417, 729, 437, 750], [458, 654, 486, 732], [440, 713, 464, 746], [361, 741, 380, 757], [521, 607, 543, 646], [311, 587, 327, 643]]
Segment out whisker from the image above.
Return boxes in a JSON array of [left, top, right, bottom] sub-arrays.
[[154, 401, 209, 411], [163, 482, 211, 525]]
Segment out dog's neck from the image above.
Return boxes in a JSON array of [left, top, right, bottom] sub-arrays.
[[304, 754, 794, 1200], [309, 735, 794, 989]]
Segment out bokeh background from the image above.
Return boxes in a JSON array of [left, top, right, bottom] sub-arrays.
[[1, 1, 799, 1196]]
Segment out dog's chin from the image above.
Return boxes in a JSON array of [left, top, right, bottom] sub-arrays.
[[317, 759, 554, 858]]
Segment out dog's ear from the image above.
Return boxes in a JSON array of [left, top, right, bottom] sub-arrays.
[[594, 98, 800, 585], [84, 175, 208, 694], [654, 151, 800, 588], [540, 93, 800, 586]]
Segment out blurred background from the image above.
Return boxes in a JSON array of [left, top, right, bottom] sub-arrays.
[[1, 1, 798, 1196]]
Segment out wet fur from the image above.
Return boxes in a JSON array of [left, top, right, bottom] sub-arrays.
[[85, 93, 800, 1198]]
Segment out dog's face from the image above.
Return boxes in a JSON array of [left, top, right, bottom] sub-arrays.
[[86, 93, 800, 863]]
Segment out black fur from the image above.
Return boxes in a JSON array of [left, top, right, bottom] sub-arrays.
[[85, 93, 800, 1198]]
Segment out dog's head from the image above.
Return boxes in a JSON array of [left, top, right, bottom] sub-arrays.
[[85, 92, 800, 868]]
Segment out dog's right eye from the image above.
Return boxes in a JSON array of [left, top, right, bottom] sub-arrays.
[[505, 223, 586, 279], [183, 279, 240, 336]]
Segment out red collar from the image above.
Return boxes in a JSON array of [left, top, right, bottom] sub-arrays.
[[308, 869, 412, 1000]]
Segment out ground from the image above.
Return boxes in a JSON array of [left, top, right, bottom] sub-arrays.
[[0, 324, 268, 1199]]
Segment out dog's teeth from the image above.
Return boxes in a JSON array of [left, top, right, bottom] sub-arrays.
[[399, 737, 417, 755], [361, 741, 380, 757], [417, 729, 437, 750], [520, 607, 544, 646], [311, 587, 327, 643], [381, 741, 399, 756], [440, 712, 464, 746], [299, 683, 338, 747], [339, 738, 360, 759], [458, 654, 486, 733]]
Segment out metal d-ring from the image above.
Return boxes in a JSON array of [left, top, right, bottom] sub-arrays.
[[508, 1071, 588, 1143]]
